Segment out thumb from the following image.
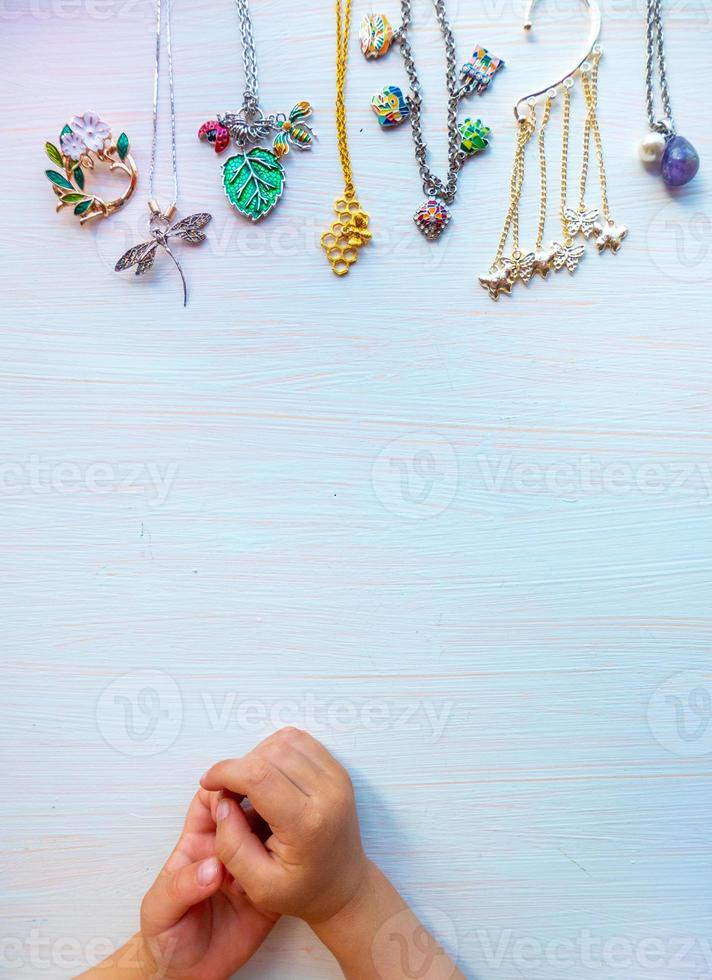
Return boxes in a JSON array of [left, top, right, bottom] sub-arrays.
[[214, 796, 279, 904], [142, 856, 224, 935]]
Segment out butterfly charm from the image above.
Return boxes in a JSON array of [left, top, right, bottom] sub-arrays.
[[479, 261, 515, 300], [115, 212, 212, 306], [509, 251, 536, 284], [272, 102, 315, 157], [551, 241, 586, 274], [564, 205, 600, 239]]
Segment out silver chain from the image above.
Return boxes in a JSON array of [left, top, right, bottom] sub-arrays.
[[396, 0, 466, 203], [234, 0, 261, 120], [645, 0, 675, 135], [149, 0, 179, 206]]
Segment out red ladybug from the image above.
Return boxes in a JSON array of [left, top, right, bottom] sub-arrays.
[[198, 120, 230, 154]]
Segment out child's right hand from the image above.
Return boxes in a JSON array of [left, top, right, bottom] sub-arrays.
[[202, 729, 465, 979], [201, 726, 370, 925]]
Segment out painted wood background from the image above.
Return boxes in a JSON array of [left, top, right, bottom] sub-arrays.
[[1, 0, 711, 976]]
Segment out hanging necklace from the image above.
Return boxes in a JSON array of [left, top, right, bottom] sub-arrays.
[[479, 0, 626, 300], [320, 0, 372, 276], [638, 0, 699, 186], [115, 0, 211, 306], [361, 3, 503, 241], [198, 0, 315, 222]]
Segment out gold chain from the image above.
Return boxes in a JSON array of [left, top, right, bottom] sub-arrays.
[[335, 0, 354, 196], [535, 96, 553, 250], [560, 84, 573, 244], [493, 115, 535, 267], [581, 55, 611, 221], [321, 0, 372, 276]]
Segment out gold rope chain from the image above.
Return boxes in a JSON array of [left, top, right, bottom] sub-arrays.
[[320, 0, 371, 277]]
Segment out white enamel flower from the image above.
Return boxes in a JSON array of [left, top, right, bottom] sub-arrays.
[[60, 130, 86, 161], [70, 111, 110, 152]]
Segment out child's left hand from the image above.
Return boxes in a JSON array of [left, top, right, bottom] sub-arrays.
[[138, 788, 279, 980], [80, 788, 279, 980]]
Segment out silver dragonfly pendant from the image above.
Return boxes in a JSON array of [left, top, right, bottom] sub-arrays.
[[115, 210, 212, 306]]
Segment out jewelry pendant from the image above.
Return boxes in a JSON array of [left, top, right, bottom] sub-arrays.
[[458, 118, 491, 156], [661, 135, 700, 187], [479, 260, 516, 301], [593, 218, 628, 253], [321, 194, 372, 277], [199, 102, 314, 221], [359, 13, 394, 59], [551, 241, 586, 274], [414, 198, 451, 241], [45, 112, 138, 225], [458, 46, 505, 97], [371, 86, 411, 128], [115, 203, 212, 307], [508, 250, 536, 284], [531, 245, 557, 279], [564, 204, 600, 239]]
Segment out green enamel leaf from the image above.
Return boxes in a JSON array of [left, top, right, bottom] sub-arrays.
[[117, 132, 129, 160], [74, 199, 93, 216], [46, 169, 74, 190], [222, 148, 285, 222], [46, 142, 63, 167], [61, 192, 86, 203], [60, 124, 72, 141], [74, 166, 84, 189]]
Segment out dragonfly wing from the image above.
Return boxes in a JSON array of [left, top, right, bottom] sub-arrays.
[[167, 212, 212, 245], [115, 240, 157, 273]]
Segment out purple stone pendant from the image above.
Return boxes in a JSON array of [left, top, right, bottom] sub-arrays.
[[661, 135, 700, 187]]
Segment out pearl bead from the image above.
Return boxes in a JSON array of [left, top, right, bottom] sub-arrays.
[[638, 131, 666, 166]]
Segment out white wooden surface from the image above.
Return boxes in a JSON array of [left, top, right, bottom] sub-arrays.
[[1, 0, 711, 977]]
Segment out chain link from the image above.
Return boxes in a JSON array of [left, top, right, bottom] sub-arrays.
[[645, 0, 675, 135], [234, 0, 261, 119], [493, 115, 535, 267], [335, 0, 355, 194], [396, 0, 466, 203], [581, 56, 611, 221], [535, 96, 553, 250], [149, 0, 178, 208]]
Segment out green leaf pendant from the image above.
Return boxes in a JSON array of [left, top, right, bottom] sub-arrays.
[[222, 148, 286, 222]]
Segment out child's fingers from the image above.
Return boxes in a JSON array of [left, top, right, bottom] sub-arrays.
[[213, 795, 279, 901], [141, 856, 223, 935], [202, 754, 308, 829]]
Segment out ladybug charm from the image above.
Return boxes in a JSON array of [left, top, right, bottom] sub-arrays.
[[198, 120, 230, 154]]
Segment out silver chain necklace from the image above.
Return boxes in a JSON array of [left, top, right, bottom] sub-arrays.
[[361, 3, 504, 240], [638, 0, 699, 186], [115, 0, 212, 305], [197, 0, 315, 222]]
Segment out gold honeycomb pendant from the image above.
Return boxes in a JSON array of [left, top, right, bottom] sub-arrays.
[[320, 193, 371, 276]]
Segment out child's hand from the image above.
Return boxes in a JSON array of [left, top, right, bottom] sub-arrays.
[[201, 727, 370, 925], [137, 788, 278, 979], [80, 788, 276, 980]]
